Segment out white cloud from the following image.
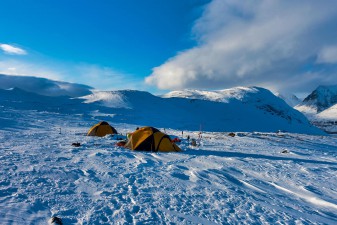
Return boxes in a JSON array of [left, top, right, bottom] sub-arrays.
[[0, 44, 27, 55], [317, 45, 337, 64], [74, 64, 143, 91], [146, 0, 337, 92], [0, 59, 61, 80]]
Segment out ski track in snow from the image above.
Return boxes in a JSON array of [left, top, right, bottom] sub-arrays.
[[1, 109, 337, 224]]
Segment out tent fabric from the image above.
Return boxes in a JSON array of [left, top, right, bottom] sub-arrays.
[[87, 121, 117, 137], [125, 127, 181, 152]]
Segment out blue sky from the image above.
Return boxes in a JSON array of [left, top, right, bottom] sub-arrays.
[[0, 0, 208, 92], [1, 0, 337, 95]]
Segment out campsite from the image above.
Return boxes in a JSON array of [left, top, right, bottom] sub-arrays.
[[2, 1, 337, 224], [1, 106, 337, 224]]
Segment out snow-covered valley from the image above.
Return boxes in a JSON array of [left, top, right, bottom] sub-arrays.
[[1, 75, 337, 224], [1, 97, 337, 224]]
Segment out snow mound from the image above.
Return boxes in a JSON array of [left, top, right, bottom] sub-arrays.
[[0, 74, 93, 97]]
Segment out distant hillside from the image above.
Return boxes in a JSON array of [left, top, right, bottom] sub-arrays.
[[296, 85, 337, 113], [163, 87, 263, 103], [0, 75, 323, 134], [80, 87, 322, 134], [294, 85, 337, 133], [274, 92, 301, 107], [0, 74, 93, 97]]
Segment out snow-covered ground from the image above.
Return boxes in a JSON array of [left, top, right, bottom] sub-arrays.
[[0, 77, 335, 224], [1, 108, 337, 224]]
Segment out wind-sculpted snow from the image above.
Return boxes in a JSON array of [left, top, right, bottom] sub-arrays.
[[0, 109, 336, 224]]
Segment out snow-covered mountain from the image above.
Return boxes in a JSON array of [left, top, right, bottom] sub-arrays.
[[312, 104, 337, 133], [316, 104, 337, 120], [164, 88, 302, 107], [80, 87, 321, 134], [0, 74, 323, 134], [296, 85, 337, 113], [0, 85, 323, 134], [163, 87, 269, 103], [295, 85, 337, 133], [2, 77, 337, 224], [275, 92, 301, 107], [0, 74, 93, 97]]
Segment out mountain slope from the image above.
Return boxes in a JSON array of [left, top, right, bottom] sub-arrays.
[[82, 87, 323, 134], [0, 81, 323, 134], [163, 87, 270, 103], [316, 104, 337, 120], [275, 92, 301, 107], [295, 85, 337, 133], [296, 85, 337, 113], [0, 74, 93, 97]]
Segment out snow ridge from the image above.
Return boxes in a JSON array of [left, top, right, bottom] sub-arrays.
[[163, 86, 262, 103]]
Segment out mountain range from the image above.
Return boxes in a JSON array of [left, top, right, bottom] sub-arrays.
[[294, 85, 337, 133], [0, 74, 323, 134]]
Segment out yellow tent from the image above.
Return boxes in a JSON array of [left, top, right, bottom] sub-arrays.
[[125, 127, 181, 152], [87, 121, 117, 137]]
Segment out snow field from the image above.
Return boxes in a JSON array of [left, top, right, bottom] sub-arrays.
[[0, 110, 337, 224]]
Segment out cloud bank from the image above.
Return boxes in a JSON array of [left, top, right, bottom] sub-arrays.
[[0, 44, 27, 55], [146, 0, 337, 92]]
